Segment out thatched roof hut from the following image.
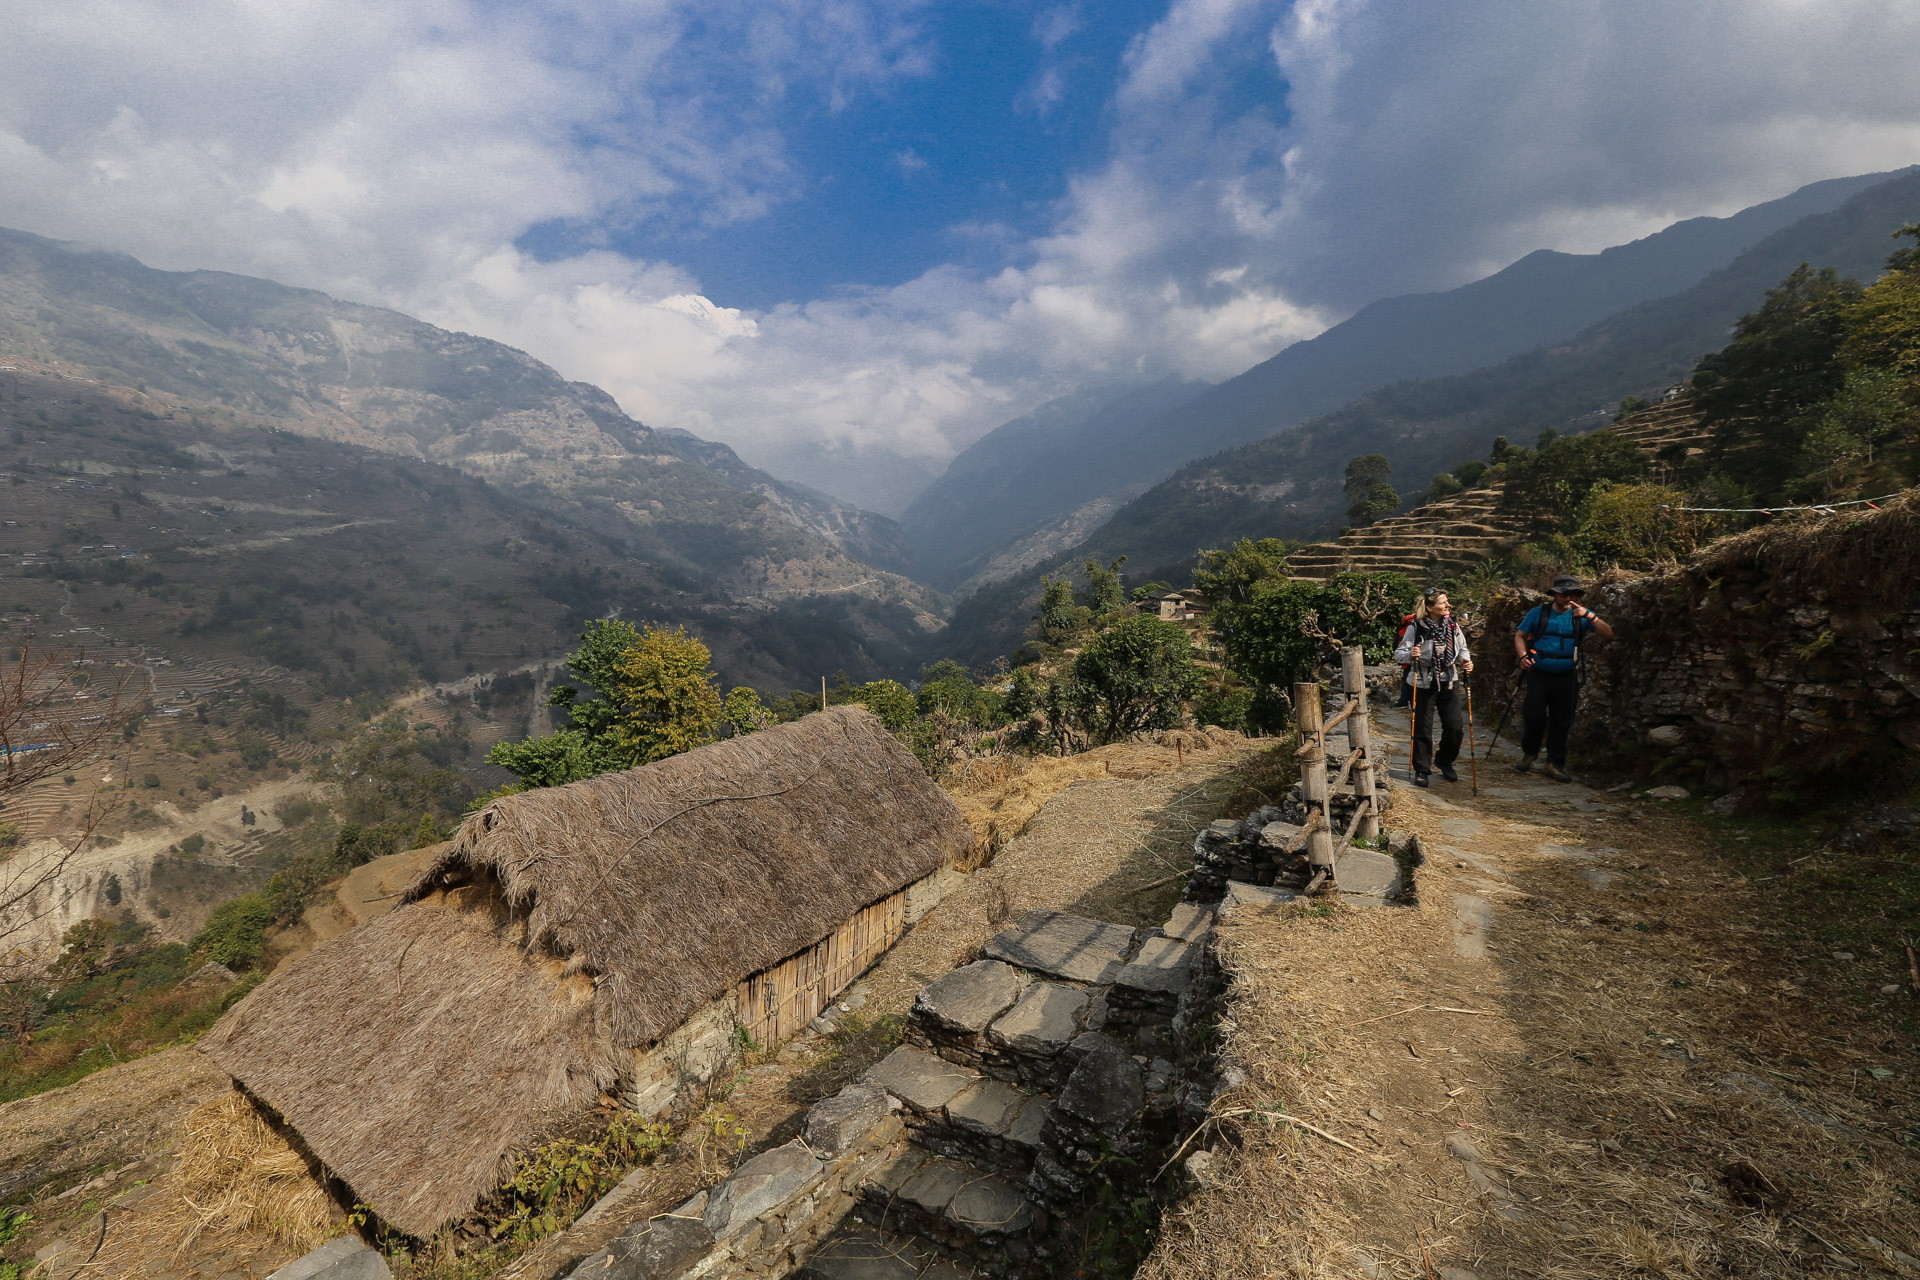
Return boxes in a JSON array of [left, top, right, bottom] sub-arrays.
[[201, 707, 970, 1238]]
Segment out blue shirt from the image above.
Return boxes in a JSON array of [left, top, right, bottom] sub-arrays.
[[1518, 604, 1590, 674]]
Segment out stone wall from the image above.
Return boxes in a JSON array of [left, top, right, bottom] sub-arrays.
[[571, 1085, 905, 1280], [1475, 496, 1920, 794]]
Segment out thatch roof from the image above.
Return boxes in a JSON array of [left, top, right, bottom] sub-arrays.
[[401, 704, 970, 1048], [201, 896, 615, 1238], [202, 706, 969, 1237]]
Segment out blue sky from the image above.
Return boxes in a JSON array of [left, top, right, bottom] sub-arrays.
[[515, 0, 1264, 308], [6, 1, 1920, 511]]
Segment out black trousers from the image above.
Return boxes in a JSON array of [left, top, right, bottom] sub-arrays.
[[1410, 681, 1465, 775], [1521, 668, 1579, 766]]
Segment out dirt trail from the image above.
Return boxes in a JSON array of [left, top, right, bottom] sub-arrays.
[[1147, 704, 1920, 1280]]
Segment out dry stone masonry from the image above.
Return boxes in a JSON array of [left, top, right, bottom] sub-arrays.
[[1478, 496, 1920, 797]]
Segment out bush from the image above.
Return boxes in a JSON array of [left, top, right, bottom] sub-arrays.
[[1194, 681, 1252, 731], [142, 772, 161, 789], [1071, 616, 1202, 742], [192, 894, 273, 969]]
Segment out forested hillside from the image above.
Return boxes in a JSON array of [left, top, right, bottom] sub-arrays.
[[927, 167, 1920, 667], [900, 169, 1902, 593]]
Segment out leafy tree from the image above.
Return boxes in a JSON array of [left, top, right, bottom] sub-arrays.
[[1499, 430, 1647, 524], [1216, 572, 1414, 731], [1032, 574, 1087, 646], [722, 686, 772, 736], [1193, 538, 1294, 611], [486, 729, 620, 790], [1613, 394, 1651, 420], [1576, 482, 1698, 569], [490, 622, 724, 787], [1343, 454, 1398, 526], [1193, 680, 1252, 732], [609, 625, 723, 764], [1692, 264, 1864, 493], [850, 679, 917, 733], [193, 894, 274, 969], [1002, 667, 1042, 722], [1078, 556, 1128, 617], [917, 660, 1000, 725], [1840, 223, 1920, 388], [1071, 616, 1201, 742]]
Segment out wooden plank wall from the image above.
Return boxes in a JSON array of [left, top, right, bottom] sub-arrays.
[[734, 890, 908, 1047]]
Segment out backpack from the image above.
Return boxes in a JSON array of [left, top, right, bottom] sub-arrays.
[[1520, 604, 1591, 674]]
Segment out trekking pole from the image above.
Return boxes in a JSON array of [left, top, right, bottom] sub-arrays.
[[1482, 672, 1522, 760], [1465, 680, 1479, 796]]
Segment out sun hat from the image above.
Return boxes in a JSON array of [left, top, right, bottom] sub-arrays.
[[1550, 575, 1585, 596]]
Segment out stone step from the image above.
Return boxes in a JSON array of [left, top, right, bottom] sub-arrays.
[[855, 1147, 1048, 1271], [798, 1226, 968, 1280]]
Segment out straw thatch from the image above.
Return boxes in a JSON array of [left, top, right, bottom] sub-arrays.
[[201, 893, 616, 1238], [202, 706, 970, 1238], [404, 704, 971, 1048]]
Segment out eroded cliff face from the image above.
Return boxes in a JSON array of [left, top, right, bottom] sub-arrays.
[[1477, 494, 1920, 796]]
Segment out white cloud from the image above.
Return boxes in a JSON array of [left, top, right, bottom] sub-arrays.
[[3, 0, 1920, 511]]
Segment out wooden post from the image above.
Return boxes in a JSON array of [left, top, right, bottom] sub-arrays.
[[1341, 646, 1379, 843], [1293, 681, 1336, 879]]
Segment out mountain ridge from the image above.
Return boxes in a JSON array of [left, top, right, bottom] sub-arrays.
[[903, 167, 1909, 589]]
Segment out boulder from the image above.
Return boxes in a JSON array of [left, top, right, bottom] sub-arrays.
[[575, 1213, 714, 1280], [1648, 724, 1686, 746]]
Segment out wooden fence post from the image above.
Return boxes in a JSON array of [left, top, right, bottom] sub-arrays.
[[1293, 681, 1336, 881], [1341, 646, 1380, 843]]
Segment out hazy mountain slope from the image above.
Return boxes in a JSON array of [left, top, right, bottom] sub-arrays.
[[653, 428, 921, 577], [929, 166, 1920, 668], [0, 227, 941, 640], [899, 376, 1209, 587], [904, 168, 1902, 588]]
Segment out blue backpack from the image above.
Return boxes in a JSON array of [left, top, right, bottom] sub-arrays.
[[1520, 604, 1591, 675]]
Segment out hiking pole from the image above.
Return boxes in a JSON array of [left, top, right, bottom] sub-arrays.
[[1465, 680, 1479, 796], [1482, 671, 1523, 760]]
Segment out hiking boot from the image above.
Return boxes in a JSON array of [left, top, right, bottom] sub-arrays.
[[1513, 754, 1536, 774], [1546, 764, 1574, 782], [1413, 772, 1430, 788], [1439, 764, 1458, 783]]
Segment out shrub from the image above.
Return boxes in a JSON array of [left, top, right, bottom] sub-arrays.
[[192, 894, 274, 969], [1071, 616, 1202, 742], [142, 772, 161, 789]]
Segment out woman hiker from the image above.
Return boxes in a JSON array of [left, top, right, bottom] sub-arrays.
[[1512, 574, 1614, 782], [1393, 588, 1473, 788]]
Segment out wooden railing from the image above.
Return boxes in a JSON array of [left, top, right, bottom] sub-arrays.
[[1291, 646, 1381, 893]]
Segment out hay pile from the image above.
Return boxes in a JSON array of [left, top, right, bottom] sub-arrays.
[[86, 1090, 337, 1279]]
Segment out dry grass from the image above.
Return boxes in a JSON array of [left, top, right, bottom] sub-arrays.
[[942, 726, 1251, 871], [1143, 779, 1920, 1279], [86, 1089, 337, 1279]]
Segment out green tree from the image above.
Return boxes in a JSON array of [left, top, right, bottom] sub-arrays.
[[1193, 538, 1294, 611], [1692, 263, 1864, 494], [1071, 616, 1202, 743], [1216, 572, 1414, 731], [850, 679, 917, 733], [1078, 556, 1128, 617], [1032, 574, 1087, 646], [1499, 430, 1648, 524], [609, 625, 723, 764], [722, 686, 772, 736], [193, 894, 274, 969], [1002, 667, 1042, 722], [1343, 454, 1398, 526]]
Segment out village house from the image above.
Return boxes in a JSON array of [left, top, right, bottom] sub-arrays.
[[201, 706, 972, 1240]]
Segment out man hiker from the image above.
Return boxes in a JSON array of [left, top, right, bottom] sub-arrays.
[[1512, 574, 1614, 781], [1393, 588, 1473, 787]]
